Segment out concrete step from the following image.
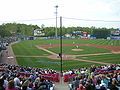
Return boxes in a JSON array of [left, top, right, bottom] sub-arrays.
[[54, 77, 69, 90]]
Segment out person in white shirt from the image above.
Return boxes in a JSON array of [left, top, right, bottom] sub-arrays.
[[14, 74, 21, 88], [2, 75, 8, 89]]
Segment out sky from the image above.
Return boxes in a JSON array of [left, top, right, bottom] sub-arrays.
[[0, 0, 120, 28]]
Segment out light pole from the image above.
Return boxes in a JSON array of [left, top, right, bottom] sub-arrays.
[[55, 5, 58, 38], [60, 16, 63, 76]]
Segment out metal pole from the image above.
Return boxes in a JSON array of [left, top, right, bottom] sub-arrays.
[[55, 5, 58, 38], [60, 16, 63, 76]]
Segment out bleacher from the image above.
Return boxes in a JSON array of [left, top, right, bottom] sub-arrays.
[[1, 63, 120, 90], [63, 64, 120, 90], [0, 64, 57, 90]]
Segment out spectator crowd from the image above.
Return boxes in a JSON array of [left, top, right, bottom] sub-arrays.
[[63, 64, 120, 90], [0, 64, 56, 90], [0, 63, 120, 90]]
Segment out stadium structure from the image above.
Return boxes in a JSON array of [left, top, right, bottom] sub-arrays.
[[110, 30, 120, 40]]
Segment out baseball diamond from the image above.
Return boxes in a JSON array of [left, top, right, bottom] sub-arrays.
[[10, 39, 120, 71]]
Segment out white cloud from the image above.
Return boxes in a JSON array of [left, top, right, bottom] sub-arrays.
[[0, 0, 119, 28]]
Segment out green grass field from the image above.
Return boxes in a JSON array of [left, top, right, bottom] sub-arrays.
[[77, 54, 120, 64], [12, 39, 120, 71], [48, 46, 110, 55], [16, 57, 99, 70]]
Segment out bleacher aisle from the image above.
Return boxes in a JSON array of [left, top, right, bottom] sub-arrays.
[[55, 77, 69, 90]]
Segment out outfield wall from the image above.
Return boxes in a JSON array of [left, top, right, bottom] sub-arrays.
[[111, 36, 120, 40]]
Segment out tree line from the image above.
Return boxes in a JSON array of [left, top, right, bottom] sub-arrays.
[[0, 23, 39, 38], [44, 26, 118, 39], [0, 23, 118, 39]]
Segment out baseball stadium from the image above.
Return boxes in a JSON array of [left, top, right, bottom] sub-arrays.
[[0, 1, 120, 89]]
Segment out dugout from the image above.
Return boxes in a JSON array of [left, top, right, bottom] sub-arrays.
[[28, 36, 35, 40]]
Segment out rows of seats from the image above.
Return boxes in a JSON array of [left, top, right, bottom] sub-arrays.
[[0, 64, 57, 90], [41, 73, 60, 82], [18, 72, 60, 82], [63, 64, 120, 90], [1, 63, 120, 90], [63, 70, 120, 82]]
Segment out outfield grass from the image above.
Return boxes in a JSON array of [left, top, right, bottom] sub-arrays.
[[77, 54, 120, 64], [16, 57, 101, 71], [48, 46, 110, 55], [12, 41, 50, 56], [12, 39, 120, 71], [12, 39, 120, 56]]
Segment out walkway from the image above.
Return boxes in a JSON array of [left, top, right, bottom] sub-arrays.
[[0, 43, 17, 65], [54, 77, 69, 90]]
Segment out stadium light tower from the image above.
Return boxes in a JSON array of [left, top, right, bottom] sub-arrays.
[[55, 5, 58, 38], [60, 16, 63, 76]]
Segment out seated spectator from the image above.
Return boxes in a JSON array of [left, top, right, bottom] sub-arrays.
[[100, 83, 107, 90], [109, 79, 119, 90], [71, 77, 80, 90], [33, 77, 41, 90], [5, 80, 18, 90], [77, 80, 86, 90], [47, 80, 54, 89], [0, 78, 5, 90], [14, 74, 21, 89], [95, 79, 101, 90], [38, 78, 49, 90], [2, 75, 8, 89], [84, 80, 95, 90], [21, 79, 30, 90]]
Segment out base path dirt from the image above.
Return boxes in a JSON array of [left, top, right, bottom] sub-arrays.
[[75, 58, 111, 65], [36, 45, 58, 55], [40, 44, 120, 52], [36, 44, 115, 65]]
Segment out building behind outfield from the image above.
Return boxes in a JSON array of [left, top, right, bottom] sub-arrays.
[[34, 29, 45, 37], [110, 30, 120, 40]]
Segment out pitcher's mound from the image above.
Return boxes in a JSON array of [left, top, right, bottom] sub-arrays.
[[72, 49, 83, 51], [48, 54, 75, 60]]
